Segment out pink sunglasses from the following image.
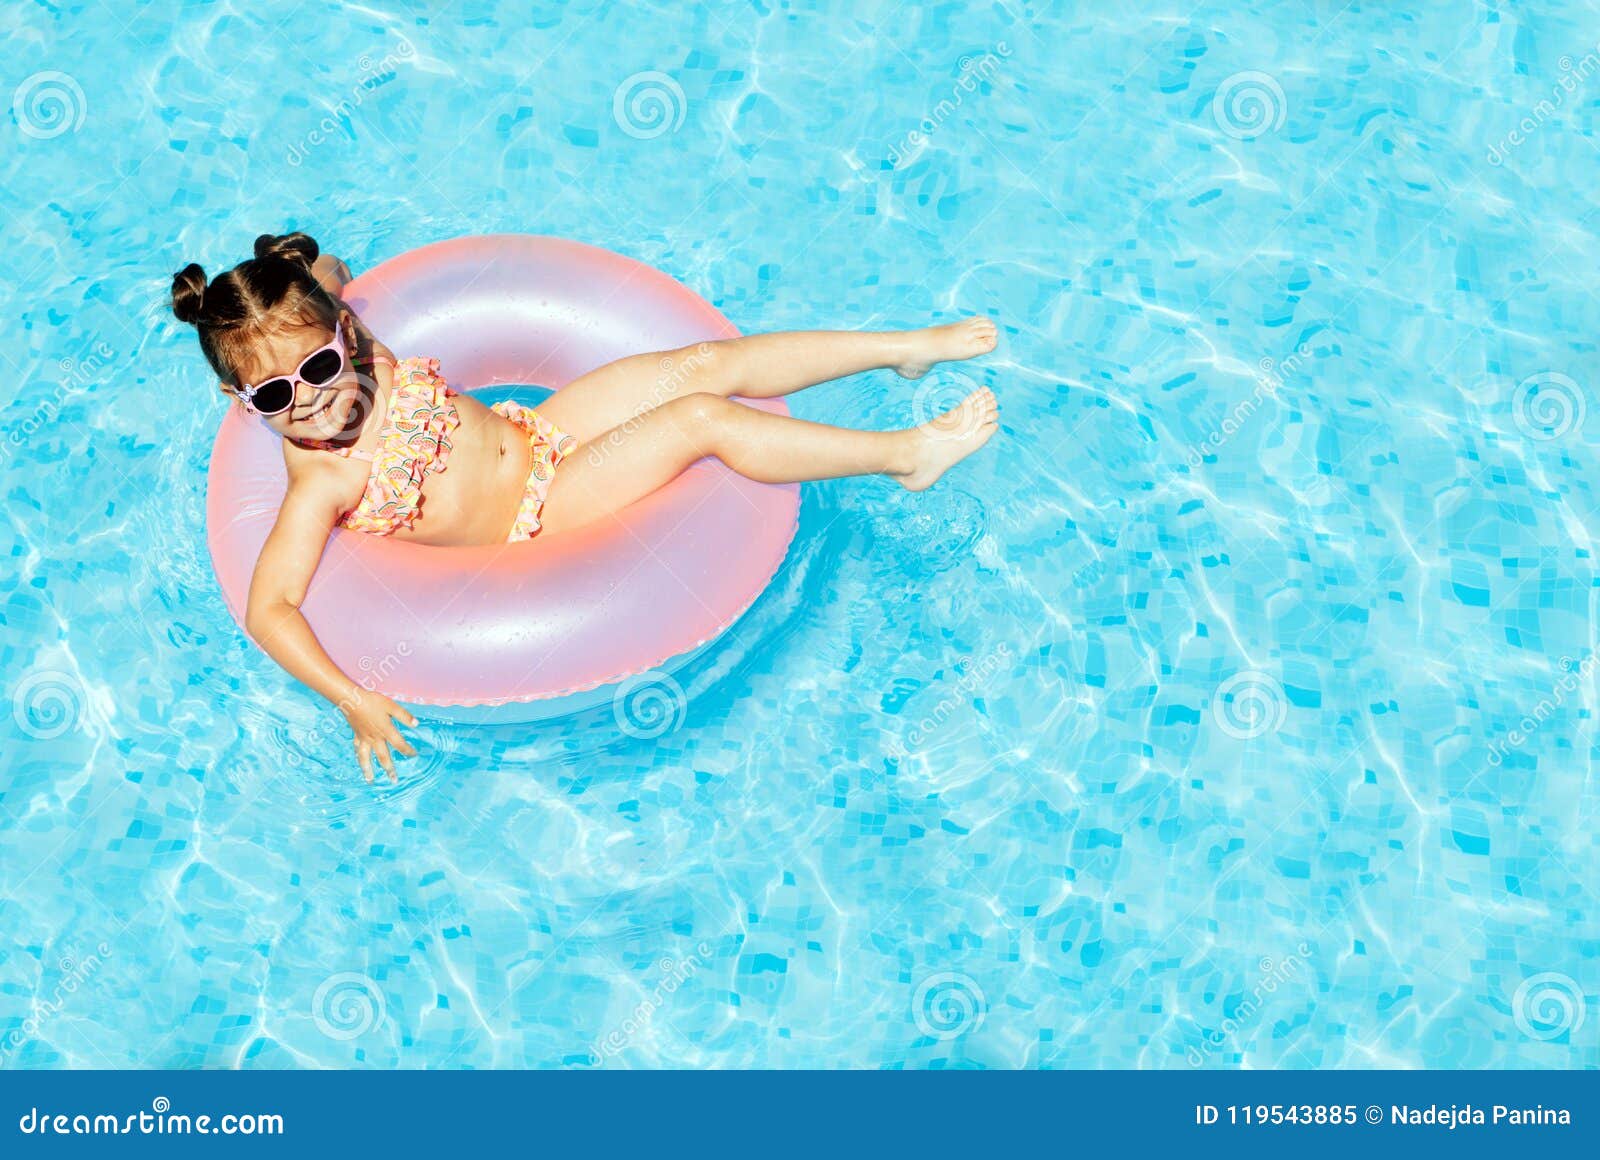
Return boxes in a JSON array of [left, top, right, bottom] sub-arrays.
[[236, 321, 348, 416]]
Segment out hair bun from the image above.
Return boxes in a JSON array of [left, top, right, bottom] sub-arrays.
[[253, 231, 320, 269], [170, 263, 208, 325]]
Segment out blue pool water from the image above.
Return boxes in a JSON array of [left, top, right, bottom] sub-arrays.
[[3, 0, 1598, 1069]]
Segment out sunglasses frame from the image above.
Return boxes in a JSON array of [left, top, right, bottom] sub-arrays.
[[235, 320, 348, 416]]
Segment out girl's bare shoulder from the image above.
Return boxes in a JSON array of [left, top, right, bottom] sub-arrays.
[[283, 440, 369, 509]]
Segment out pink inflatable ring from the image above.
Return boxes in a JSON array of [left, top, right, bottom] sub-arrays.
[[206, 235, 800, 722]]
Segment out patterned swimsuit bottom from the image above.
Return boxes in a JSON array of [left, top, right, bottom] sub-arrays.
[[488, 398, 578, 541]]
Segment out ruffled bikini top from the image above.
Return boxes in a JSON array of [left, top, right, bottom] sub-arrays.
[[299, 354, 459, 536]]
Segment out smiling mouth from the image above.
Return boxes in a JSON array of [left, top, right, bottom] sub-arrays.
[[297, 393, 337, 424]]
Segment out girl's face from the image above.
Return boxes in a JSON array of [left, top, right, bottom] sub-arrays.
[[228, 310, 373, 442]]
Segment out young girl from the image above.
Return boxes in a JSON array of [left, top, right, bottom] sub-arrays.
[[174, 232, 1000, 782]]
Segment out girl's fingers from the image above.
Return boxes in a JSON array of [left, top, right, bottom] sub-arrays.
[[350, 704, 416, 786], [376, 740, 397, 783]]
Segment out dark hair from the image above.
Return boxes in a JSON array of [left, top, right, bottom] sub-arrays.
[[170, 232, 341, 387]]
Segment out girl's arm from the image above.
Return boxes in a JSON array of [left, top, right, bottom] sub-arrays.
[[311, 252, 353, 298], [310, 253, 393, 362], [244, 465, 417, 782]]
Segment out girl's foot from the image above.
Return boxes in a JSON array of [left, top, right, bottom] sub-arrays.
[[897, 388, 1000, 492], [895, 318, 999, 379]]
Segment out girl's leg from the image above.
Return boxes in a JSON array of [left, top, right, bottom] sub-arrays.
[[537, 318, 998, 443], [538, 387, 999, 534]]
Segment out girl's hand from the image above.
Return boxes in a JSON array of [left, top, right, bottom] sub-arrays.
[[340, 691, 419, 783]]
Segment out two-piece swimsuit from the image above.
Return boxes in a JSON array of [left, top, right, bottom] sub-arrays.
[[301, 353, 576, 542]]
